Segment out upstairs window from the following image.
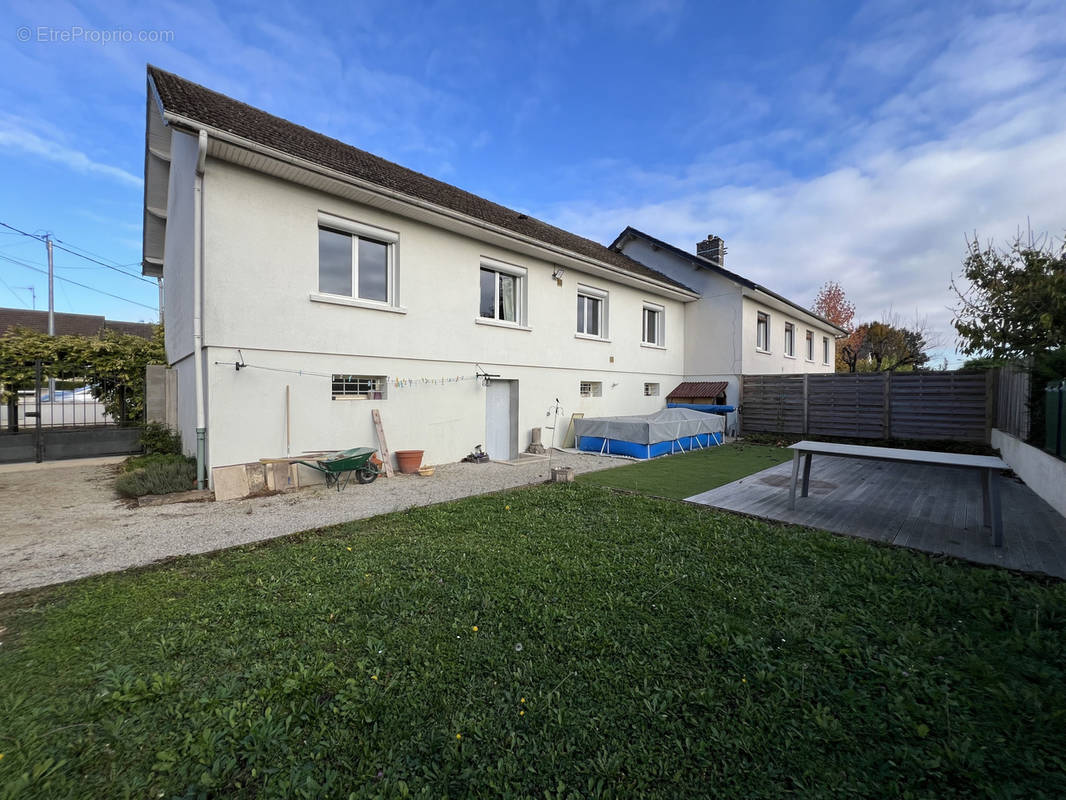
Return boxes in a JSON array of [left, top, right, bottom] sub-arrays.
[[756, 312, 770, 352], [478, 258, 526, 324], [577, 286, 608, 338], [805, 329, 814, 361], [642, 303, 664, 346], [784, 322, 795, 357], [317, 213, 398, 306]]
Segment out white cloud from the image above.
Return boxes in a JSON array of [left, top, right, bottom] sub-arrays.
[[540, 0, 1066, 364], [0, 114, 142, 187]]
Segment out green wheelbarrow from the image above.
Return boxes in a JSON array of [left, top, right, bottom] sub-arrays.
[[295, 447, 382, 491]]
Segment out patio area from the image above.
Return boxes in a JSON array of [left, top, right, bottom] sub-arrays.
[[687, 456, 1066, 579]]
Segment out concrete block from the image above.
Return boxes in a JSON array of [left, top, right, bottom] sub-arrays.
[[550, 466, 574, 483], [212, 464, 251, 501], [246, 463, 267, 495], [265, 462, 298, 492]]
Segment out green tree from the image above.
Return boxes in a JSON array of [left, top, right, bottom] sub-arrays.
[[952, 234, 1066, 359]]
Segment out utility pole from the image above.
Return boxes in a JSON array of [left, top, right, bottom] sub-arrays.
[[45, 234, 55, 335], [19, 286, 36, 309], [45, 235, 55, 423]]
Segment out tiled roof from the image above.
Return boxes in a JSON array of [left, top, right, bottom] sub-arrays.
[[0, 308, 156, 339], [666, 381, 729, 400], [147, 66, 696, 295]]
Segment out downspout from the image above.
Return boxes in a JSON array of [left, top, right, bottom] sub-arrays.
[[193, 129, 208, 489]]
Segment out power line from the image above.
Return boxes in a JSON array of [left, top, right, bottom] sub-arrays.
[[0, 253, 158, 311], [0, 221, 154, 285], [0, 273, 28, 307]]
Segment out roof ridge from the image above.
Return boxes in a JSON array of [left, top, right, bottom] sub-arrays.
[[146, 66, 697, 295]]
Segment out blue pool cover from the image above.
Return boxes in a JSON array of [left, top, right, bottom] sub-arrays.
[[575, 407, 725, 459]]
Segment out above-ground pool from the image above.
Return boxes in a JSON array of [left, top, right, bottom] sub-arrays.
[[574, 407, 725, 459]]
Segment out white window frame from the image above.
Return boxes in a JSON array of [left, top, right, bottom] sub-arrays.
[[642, 302, 665, 347], [644, 382, 659, 397], [476, 256, 528, 328], [756, 311, 770, 353], [311, 212, 401, 311], [576, 284, 609, 340], [332, 374, 388, 400], [579, 380, 603, 398], [784, 322, 796, 358], [805, 329, 814, 361], [823, 336, 831, 365]]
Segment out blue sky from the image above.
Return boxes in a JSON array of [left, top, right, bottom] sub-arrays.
[[1, 0, 1064, 364]]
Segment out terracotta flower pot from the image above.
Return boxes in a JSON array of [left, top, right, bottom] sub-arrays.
[[395, 449, 424, 474]]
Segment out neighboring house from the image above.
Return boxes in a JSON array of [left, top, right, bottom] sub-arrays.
[[141, 67, 840, 481], [610, 228, 844, 408], [0, 308, 156, 339]]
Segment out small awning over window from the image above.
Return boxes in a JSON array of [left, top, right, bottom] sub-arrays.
[[666, 381, 728, 401]]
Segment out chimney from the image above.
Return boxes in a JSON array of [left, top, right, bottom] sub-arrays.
[[696, 234, 726, 266]]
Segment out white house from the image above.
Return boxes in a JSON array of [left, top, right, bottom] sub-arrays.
[[141, 66, 840, 486], [610, 227, 843, 410]]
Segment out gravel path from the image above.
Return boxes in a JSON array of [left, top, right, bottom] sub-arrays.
[[0, 451, 628, 594]]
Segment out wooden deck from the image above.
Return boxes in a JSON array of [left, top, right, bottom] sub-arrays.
[[686, 456, 1066, 578]]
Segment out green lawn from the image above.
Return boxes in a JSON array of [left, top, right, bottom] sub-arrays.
[[577, 441, 793, 498], [1, 485, 1064, 798]]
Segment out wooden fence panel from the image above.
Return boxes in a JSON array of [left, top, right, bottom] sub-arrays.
[[889, 372, 988, 441], [741, 370, 997, 443], [740, 375, 805, 434], [807, 374, 886, 439], [995, 364, 1030, 440]]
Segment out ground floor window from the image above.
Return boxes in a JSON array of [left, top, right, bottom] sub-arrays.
[[580, 380, 603, 398], [332, 374, 387, 400], [644, 382, 659, 396]]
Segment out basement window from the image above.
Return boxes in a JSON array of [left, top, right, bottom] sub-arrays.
[[580, 381, 602, 398], [332, 374, 387, 400]]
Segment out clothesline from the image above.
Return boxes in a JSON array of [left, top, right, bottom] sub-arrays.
[[211, 360, 483, 388]]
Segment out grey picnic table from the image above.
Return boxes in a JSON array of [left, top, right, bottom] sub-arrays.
[[787, 440, 1010, 546]]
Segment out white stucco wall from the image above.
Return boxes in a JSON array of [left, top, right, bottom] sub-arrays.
[[196, 160, 689, 467], [204, 349, 680, 468], [617, 238, 744, 376], [162, 130, 198, 363], [170, 353, 199, 458], [741, 296, 836, 375]]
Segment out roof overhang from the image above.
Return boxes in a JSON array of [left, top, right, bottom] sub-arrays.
[[141, 75, 170, 278]]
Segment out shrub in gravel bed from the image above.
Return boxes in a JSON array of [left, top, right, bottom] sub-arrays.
[[115, 454, 196, 497]]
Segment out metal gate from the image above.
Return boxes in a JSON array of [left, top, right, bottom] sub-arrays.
[[1, 358, 143, 464]]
